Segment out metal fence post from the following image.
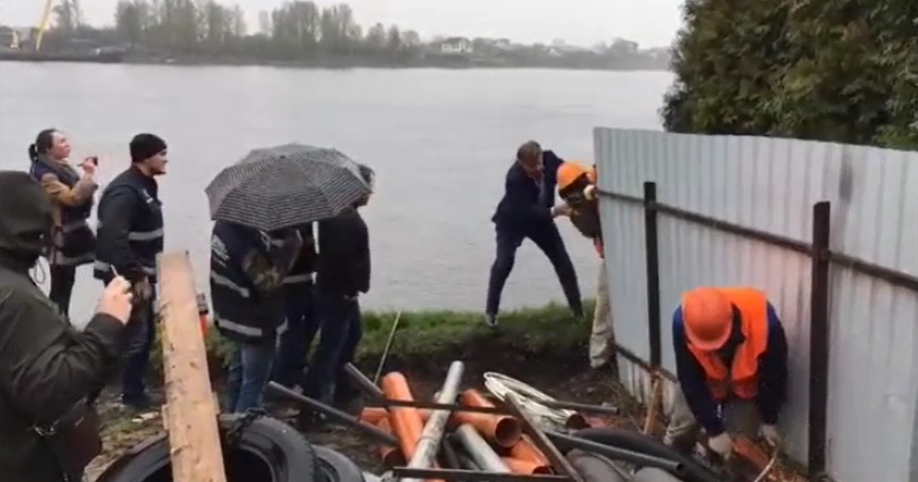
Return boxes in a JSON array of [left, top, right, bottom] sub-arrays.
[[643, 182, 661, 368], [808, 201, 831, 480]]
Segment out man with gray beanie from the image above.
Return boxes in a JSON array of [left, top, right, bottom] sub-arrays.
[[93, 133, 168, 410]]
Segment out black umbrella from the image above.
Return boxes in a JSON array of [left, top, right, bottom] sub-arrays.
[[205, 143, 372, 231]]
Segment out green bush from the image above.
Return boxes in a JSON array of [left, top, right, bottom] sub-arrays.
[[662, 0, 918, 149]]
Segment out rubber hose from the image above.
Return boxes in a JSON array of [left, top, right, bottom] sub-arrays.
[[571, 428, 724, 482], [94, 414, 319, 482], [633, 467, 688, 482], [314, 445, 365, 482], [565, 449, 629, 482]]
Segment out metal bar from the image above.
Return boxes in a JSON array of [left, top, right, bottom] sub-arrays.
[[374, 311, 402, 384], [391, 468, 569, 482], [365, 399, 511, 415], [807, 201, 831, 478], [344, 363, 385, 399], [265, 382, 398, 447], [540, 399, 620, 415], [828, 251, 918, 292], [454, 424, 511, 473], [402, 361, 466, 482], [597, 188, 917, 293], [643, 182, 662, 367], [504, 394, 585, 482], [612, 344, 677, 381], [545, 431, 682, 475]]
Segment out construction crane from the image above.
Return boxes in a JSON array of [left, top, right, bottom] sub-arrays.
[[35, 0, 82, 51]]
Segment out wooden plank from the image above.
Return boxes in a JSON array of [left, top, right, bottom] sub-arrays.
[[503, 394, 582, 482], [157, 251, 227, 482]]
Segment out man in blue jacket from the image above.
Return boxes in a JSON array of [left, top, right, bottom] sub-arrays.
[[664, 287, 788, 459], [485, 141, 582, 326]]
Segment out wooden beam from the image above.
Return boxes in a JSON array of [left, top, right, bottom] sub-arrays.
[[157, 251, 227, 482]]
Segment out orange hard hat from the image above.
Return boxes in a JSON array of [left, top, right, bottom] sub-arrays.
[[681, 287, 733, 350], [557, 162, 591, 190]]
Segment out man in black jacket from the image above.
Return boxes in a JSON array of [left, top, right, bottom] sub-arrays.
[[93, 133, 167, 410], [303, 164, 374, 406], [485, 141, 582, 326], [0, 171, 133, 482]]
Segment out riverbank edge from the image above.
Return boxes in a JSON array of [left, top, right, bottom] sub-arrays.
[[149, 301, 595, 379]]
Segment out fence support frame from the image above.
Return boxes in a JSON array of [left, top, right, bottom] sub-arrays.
[[642, 182, 662, 368], [808, 202, 832, 480]]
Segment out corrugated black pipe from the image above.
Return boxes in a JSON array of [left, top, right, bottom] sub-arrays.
[[571, 428, 725, 482]]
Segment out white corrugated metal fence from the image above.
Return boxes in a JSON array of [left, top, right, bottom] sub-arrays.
[[593, 128, 918, 482]]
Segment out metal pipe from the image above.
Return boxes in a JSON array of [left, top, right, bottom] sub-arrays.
[[401, 361, 466, 482], [265, 381, 397, 446], [374, 311, 402, 383], [345, 363, 385, 399], [454, 424, 512, 473], [540, 399, 620, 416], [545, 431, 682, 475]]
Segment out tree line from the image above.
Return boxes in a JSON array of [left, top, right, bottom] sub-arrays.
[[26, 0, 667, 69], [661, 0, 917, 149]]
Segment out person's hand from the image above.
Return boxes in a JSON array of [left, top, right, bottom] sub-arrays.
[[707, 432, 734, 460], [284, 228, 304, 250], [133, 277, 153, 302], [80, 157, 97, 175], [552, 204, 573, 218], [759, 424, 782, 448], [583, 184, 597, 201], [97, 276, 133, 324]]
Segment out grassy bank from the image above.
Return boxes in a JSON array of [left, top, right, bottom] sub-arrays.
[[151, 301, 594, 379]]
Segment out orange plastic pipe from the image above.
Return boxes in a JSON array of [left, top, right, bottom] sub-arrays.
[[377, 419, 406, 467], [456, 389, 522, 448], [509, 434, 550, 466], [380, 372, 443, 482], [501, 456, 553, 475], [361, 407, 433, 425]]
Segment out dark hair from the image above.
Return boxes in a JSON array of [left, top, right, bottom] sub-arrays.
[[516, 140, 542, 164], [28, 128, 58, 162]]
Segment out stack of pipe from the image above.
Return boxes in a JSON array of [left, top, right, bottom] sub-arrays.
[[365, 373, 555, 477]]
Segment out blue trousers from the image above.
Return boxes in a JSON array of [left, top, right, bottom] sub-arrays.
[[302, 290, 362, 403], [486, 221, 582, 316], [272, 282, 318, 388], [225, 338, 277, 413], [121, 296, 155, 404]]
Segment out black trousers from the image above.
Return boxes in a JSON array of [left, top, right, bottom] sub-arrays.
[[49, 264, 76, 318], [486, 220, 582, 316]]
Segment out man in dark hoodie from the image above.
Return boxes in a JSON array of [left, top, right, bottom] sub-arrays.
[[302, 164, 374, 408], [0, 171, 133, 482]]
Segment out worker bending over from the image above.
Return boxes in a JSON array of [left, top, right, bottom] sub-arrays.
[[664, 287, 788, 459], [555, 161, 615, 369]]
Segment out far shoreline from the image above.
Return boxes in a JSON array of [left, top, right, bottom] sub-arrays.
[[121, 55, 671, 73]]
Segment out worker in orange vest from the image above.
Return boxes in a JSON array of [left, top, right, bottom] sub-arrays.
[[663, 287, 788, 459], [555, 161, 614, 369]]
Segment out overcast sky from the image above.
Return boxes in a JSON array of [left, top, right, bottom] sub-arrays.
[[0, 0, 684, 48]]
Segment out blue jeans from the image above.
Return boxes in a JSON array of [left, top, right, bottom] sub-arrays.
[[225, 338, 277, 412], [302, 291, 362, 403], [272, 282, 318, 388], [122, 296, 155, 404]]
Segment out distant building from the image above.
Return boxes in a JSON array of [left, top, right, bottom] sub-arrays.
[[438, 37, 473, 55]]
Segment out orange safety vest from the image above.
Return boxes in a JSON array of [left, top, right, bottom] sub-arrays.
[[685, 287, 769, 401]]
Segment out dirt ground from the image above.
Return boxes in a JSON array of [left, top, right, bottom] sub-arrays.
[[86, 340, 804, 482]]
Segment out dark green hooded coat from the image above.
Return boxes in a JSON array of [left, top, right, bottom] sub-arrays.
[[0, 171, 124, 482]]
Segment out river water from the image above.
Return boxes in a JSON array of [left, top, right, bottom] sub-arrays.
[[0, 63, 672, 325]]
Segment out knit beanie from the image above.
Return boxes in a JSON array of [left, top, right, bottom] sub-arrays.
[[130, 133, 167, 163]]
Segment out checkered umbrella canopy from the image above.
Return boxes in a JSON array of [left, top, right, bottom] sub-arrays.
[[205, 143, 371, 231]]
